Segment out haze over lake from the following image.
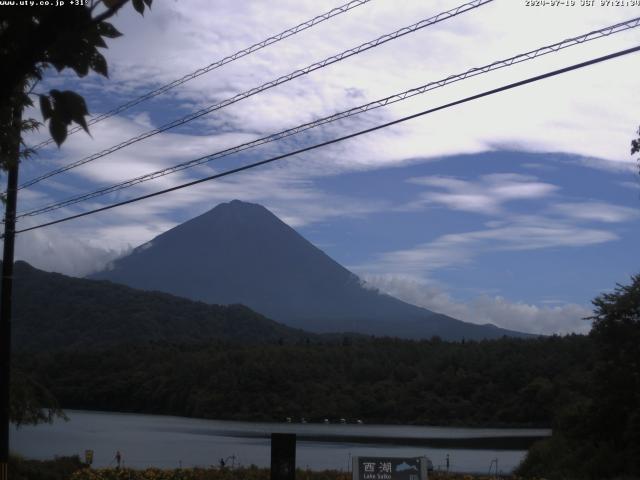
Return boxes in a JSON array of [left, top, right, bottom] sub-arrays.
[[13, 410, 549, 473]]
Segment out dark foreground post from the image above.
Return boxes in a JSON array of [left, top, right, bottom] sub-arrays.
[[271, 433, 296, 480], [0, 106, 21, 480]]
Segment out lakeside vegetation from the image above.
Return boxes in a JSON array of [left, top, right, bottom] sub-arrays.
[[10, 455, 87, 480], [515, 275, 640, 479], [13, 273, 640, 480], [10, 456, 532, 480], [20, 334, 592, 427], [14, 271, 639, 478], [68, 467, 527, 480]]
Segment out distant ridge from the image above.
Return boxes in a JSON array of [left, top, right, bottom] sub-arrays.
[[92, 200, 532, 340], [9, 260, 309, 352]]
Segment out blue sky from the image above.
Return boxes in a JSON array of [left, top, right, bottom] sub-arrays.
[[9, 0, 640, 334], [309, 151, 639, 298]]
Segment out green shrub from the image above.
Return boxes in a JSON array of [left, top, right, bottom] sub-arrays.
[[10, 454, 87, 480]]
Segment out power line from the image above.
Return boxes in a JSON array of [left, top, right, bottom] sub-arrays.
[[12, 44, 640, 237], [29, 0, 375, 152], [18, 0, 494, 190], [17, 16, 640, 219]]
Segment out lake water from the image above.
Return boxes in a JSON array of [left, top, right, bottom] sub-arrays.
[[12, 410, 550, 474]]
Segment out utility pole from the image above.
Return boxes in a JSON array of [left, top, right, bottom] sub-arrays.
[[0, 101, 22, 480]]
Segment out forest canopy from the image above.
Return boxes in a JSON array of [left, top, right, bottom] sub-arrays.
[[19, 334, 593, 428]]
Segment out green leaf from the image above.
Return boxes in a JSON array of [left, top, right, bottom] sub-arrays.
[[23, 95, 34, 108], [49, 118, 67, 146], [21, 119, 41, 133], [49, 90, 90, 136], [63, 91, 89, 116], [50, 60, 66, 72], [49, 90, 70, 123], [97, 22, 123, 39], [60, 91, 90, 133], [69, 54, 90, 77], [87, 27, 108, 49], [49, 90, 71, 124], [90, 51, 108, 78], [39, 95, 53, 121], [132, 0, 145, 15], [143, 0, 152, 7], [75, 115, 90, 134]]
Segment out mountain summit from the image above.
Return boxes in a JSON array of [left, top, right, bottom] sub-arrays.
[[92, 200, 529, 340]]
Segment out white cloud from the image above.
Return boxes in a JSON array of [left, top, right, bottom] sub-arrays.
[[406, 173, 558, 214], [11, 164, 391, 276], [27, 0, 640, 180], [10, 0, 640, 288], [13, 224, 128, 277], [360, 214, 618, 276], [619, 180, 640, 190], [18, 0, 640, 226], [553, 201, 640, 223], [363, 274, 592, 335]]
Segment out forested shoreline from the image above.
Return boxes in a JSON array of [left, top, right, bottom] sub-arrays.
[[15, 274, 640, 479], [19, 334, 593, 427]]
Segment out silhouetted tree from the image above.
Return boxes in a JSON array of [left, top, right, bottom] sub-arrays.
[[518, 274, 640, 479], [1, 0, 152, 428], [0, 0, 152, 155], [589, 274, 640, 476]]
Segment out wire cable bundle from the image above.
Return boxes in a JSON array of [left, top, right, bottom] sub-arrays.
[[28, 0, 375, 152], [7, 0, 639, 237], [17, 15, 640, 219], [18, 0, 493, 190]]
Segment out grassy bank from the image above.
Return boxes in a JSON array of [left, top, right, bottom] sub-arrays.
[[11, 457, 526, 480], [68, 468, 517, 480], [10, 455, 88, 480]]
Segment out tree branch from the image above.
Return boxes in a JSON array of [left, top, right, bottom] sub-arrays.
[[91, 0, 131, 25], [26, 79, 40, 96]]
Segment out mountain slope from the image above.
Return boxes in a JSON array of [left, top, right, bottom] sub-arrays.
[[9, 261, 309, 352], [91, 200, 530, 340]]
